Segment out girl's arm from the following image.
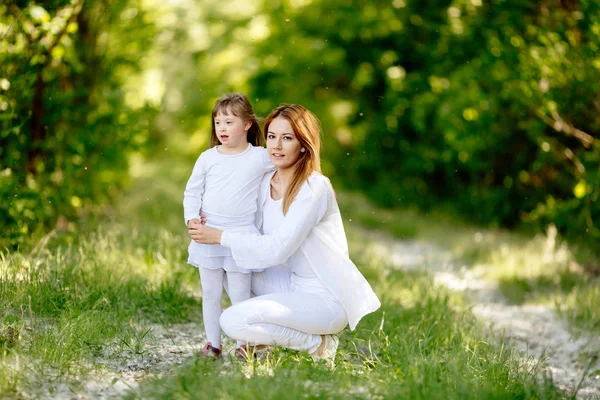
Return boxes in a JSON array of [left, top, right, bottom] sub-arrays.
[[220, 177, 329, 270], [183, 154, 207, 226]]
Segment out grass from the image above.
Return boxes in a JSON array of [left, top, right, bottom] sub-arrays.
[[337, 191, 600, 336], [0, 156, 202, 397], [0, 155, 577, 398], [134, 268, 561, 399]]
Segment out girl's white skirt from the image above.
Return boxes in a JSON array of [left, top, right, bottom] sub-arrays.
[[187, 223, 263, 273]]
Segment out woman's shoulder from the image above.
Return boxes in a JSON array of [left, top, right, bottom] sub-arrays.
[[307, 171, 330, 186], [303, 172, 333, 198], [258, 169, 276, 199], [261, 169, 277, 183]]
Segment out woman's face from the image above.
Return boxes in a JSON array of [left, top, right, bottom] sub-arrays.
[[266, 116, 303, 170]]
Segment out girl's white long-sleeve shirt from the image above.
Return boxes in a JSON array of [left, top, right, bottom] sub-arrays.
[[183, 144, 272, 227], [220, 171, 381, 330]]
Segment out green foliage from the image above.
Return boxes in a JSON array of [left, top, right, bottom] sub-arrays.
[[2, 0, 599, 258], [0, 1, 157, 249], [245, 0, 600, 258]]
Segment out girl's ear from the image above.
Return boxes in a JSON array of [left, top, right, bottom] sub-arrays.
[[244, 121, 252, 131]]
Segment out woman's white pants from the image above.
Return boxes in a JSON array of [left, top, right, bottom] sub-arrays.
[[220, 267, 348, 353]]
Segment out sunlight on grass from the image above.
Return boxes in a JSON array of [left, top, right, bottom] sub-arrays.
[[559, 286, 600, 333], [0, 224, 202, 395], [134, 224, 562, 399], [0, 156, 202, 396], [338, 190, 599, 335], [0, 158, 585, 397], [465, 227, 600, 334]]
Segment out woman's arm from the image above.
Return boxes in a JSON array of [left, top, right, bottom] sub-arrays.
[[189, 224, 222, 244], [225, 177, 329, 269], [189, 176, 329, 270], [183, 154, 206, 225]]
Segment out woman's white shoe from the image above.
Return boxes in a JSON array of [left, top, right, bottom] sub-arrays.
[[310, 334, 339, 363]]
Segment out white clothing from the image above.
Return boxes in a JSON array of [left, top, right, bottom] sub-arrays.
[[183, 144, 272, 273], [220, 291, 347, 353], [261, 195, 282, 236], [221, 171, 381, 331], [199, 267, 224, 348], [183, 144, 271, 224], [262, 194, 336, 303], [224, 265, 292, 298], [199, 267, 251, 348], [219, 175, 351, 351], [251, 265, 291, 296]]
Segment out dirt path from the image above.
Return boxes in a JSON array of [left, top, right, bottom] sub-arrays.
[[363, 230, 600, 399], [37, 323, 207, 399]]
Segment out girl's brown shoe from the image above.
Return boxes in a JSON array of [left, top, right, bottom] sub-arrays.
[[201, 342, 222, 358]]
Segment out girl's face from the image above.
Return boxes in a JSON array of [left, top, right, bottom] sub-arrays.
[[266, 116, 303, 170], [214, 111, 251, 153]]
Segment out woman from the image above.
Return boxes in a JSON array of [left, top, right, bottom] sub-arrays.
[[189, 104, 380, 360]]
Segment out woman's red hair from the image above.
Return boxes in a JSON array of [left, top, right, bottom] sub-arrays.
[[263, 104, 322, 215]]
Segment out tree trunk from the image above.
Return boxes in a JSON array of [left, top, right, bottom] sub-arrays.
[[27, 68, 46, 175]]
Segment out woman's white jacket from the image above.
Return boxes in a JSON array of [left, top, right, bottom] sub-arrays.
[[220, 171, 381, 330]]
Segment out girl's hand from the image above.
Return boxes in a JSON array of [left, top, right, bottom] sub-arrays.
[[188, 218, 202, 227], [200, 213, 207, 225], [189, 224, 222, 244]]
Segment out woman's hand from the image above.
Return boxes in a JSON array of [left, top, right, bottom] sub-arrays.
[[189, 224, 222, 244]]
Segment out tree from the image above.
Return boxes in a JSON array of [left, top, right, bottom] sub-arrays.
[[0, 0, 157, 248]]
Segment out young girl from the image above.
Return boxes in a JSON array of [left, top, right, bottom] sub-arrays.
[[183, 93, 272, 358]]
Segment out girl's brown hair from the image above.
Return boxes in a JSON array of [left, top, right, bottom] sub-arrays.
[[211, 93, 262, 147], [263, 104, 322, 215]]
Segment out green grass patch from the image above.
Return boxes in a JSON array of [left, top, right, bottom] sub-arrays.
[[133, 267, 561, 399], [557, 283, 600, 333], [0, 157, 577, 397], [338, 191, 600, 336], [337, 192, 420, 239], [0, 155, 202, 396], [497, 267, 583, 305], [472, 233, 600, 335], [0, 224, 202, 395]]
